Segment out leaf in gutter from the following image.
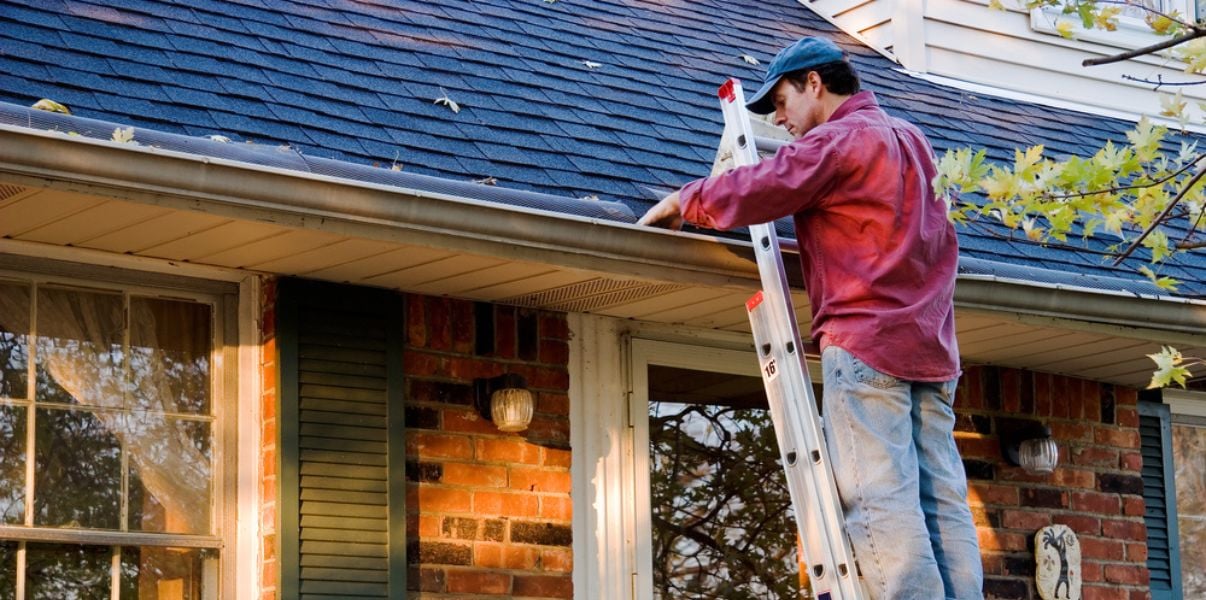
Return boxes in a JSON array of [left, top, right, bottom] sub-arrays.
[[581, 194, 600, 201], [434, 89, 460, 114], [32, 99, 71, 114], [207, 135, 232, 143], [582, 60, 602, 69], [111, 127, 136, 144], [473, 176, 498, 185], [1138, 265, 1180, 291], [741, 54, 760, 65]]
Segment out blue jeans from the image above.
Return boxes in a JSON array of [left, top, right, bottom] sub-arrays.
[[821, 346, 983, 599]]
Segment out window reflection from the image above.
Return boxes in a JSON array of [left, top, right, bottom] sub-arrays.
[[0, 283, 30, 400], [34, 408, 122, 530], [129, 418, 212, 535], [121, 547, 216, 600], [129, 298, 210, 415], [26, 543, 111, 600], [1173, 422, 1206, 597], [648, 366, 805, 600], [0, 542, 14, 600], [0, 406, 26, 525]]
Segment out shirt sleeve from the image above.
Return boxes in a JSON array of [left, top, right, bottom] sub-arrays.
[[680, 127, 846, 230]]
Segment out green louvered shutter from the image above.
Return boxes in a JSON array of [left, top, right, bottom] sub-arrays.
[[1138, 400, 1182, 600], [279, 280, 406, 599]]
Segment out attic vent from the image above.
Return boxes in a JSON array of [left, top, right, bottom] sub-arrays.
[[0, 183, 26, 202], [504, 278, 686, 312]]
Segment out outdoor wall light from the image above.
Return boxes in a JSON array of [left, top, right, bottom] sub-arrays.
[[474, 373, 534, 433], [999, 418, 1059, 475]]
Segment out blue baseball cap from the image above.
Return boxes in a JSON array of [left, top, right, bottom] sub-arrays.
[[745, 37, 845, 115]]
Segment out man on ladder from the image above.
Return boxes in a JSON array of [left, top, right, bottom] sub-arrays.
[[638, 36, 984, 599]]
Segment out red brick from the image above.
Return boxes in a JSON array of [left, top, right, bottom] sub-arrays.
[[414, 567, 444, 593], [475, 543, 505, 568], [1123, 496, 1146, 517], [451, 300, 474, 354], [539, 339, 570, 366], [977, 528, 1028, 552], [1034, 372, 1053, 416], [955, 436, 1002, 461], [1054, 467, 1096, 489], [1104, 564, 1148, 585], [417, 515, 442, 537], [1050, 421, 1094, 443], [537, 392, 570, 416], [1116, 406, 1139, 428], [408, 432, 474, 460], [510, 467, 572, 493], [1095, 426, 1140, 449], [1129, 590, 1152, 600], [1102, 518, 1146, 541], [447, 356, 498, 380], [446, 569, 511, 594], [1000, 369, 1022, 413], [504, 545, 538, 570], [406, 295, 426, 347], [1053, 514, 1101, 535], [513, 574, 573, 599], [1083, 584, 1129, 600], [442, 462, 508, 488], [1080, 536, 1124, 560], [1001, 509, 1052, 530], [426, 296, 452, 351], [495, 306, 517, 359], [404, 352, 444, 378], [524, 365, 570, 390], [968, 482, 1020, 506], [957, 369, 984, 410], [1081, 559, 1103, 582], [1126, 541, 1147, 562], [539, 313, 569, 341], [540, 548, 573, 572], [417, 485, 473, 513], [474, 491, 540, 517], [1116, 387, 1138, 406], [1052, 376, 1073, 418], [478, 438, 542, 464], [1120, 451, 1143, 471], [525, 415, 570, 445], [1072, 446, 1119, 468], [1071, 491, 1120, 515], [543, 447, 572, 468], [540, 496, 573, 521], [443, 409, 499, 435]]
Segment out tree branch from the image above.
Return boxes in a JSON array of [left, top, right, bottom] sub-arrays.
[[1113, 166, 1206, 264], [1084, 28, 1206, 68], [1122, 73, 1206, 89], [1042, 152, 1206, 200], [1178, 239, 1206, 249]]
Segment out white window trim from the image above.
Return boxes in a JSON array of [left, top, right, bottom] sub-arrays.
[[1030, 2, 1195, 53], [0, 255, 253, 599], [570, 314, 822, 600], [1164, 387, 1206, 418]]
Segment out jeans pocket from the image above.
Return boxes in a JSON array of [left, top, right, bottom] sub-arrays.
[[850, 356, 898, 389]]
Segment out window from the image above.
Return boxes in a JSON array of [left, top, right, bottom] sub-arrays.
[[0, 277, 224, 599], [1031, 0, 1199, 50]]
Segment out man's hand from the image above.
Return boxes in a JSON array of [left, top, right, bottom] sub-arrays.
[[637, 191, 684, 230]]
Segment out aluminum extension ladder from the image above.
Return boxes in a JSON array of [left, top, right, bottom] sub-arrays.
[[713, 78, 865, 600]]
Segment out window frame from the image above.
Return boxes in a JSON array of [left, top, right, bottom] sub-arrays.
[[1030, 1, 1197, 51], [0, 264, 238, 599]]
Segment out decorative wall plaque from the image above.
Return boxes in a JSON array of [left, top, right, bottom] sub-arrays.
[[1035, 524, 1082, 600]]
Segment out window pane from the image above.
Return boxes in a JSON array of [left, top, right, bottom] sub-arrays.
[[0, 541, 15, 600], [129, 298, 211, 415], [648, 366, 804, 600], [0, 406, 26, 524], [35, 288, 124, 409], [26, 543, 111, 600], [121, 546, 217, 600], [34, 408, 121, 529], [129, 418, 212, 535], [1173, 422, 1206, 597], [0, 282, 30, 400]]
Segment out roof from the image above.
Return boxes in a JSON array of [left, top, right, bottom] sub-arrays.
[[0, 0, 1203, 295]]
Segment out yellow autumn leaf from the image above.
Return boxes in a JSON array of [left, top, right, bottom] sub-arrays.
[[1147, 346, 1190, 388], [1056, 21, 1076, 39], [31, 99, 71, 114], [111, 127, 135, 144]]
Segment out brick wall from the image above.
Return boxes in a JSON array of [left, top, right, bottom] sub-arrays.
[[259, 277, 278, 600], [956, 366, 1148, 600], [404, 295, 573, 598]]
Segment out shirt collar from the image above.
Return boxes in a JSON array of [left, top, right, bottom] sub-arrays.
[[828, 90, 878, 122]]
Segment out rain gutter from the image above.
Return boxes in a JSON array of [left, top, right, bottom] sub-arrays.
[[0, 123, 1202, 341]]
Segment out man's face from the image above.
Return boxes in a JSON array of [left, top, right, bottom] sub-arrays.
[[771, 74, 821, 139]]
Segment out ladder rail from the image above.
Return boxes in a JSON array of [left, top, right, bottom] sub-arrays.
[[716, 78, 865, 600]]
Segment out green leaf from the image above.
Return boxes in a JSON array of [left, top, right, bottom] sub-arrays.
[[1147, 346, 1191, 388], [1139, 265, 1180, 291], [1142, 228, 1172, 262]]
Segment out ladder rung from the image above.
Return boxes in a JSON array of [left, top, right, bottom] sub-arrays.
[[753, 135, 790, 154]]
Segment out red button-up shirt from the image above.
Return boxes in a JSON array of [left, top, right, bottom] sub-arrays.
[[680, 91, 960, 381]]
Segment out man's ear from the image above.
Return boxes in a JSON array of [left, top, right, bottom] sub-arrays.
[[808, 71, 824, 98]]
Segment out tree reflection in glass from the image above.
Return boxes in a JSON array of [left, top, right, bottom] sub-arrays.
[[648, 366, 806, 600], [26, 543, 110, 600], [121, 546, 215, 599], [0, 406, 26, 525], [129, 418, 211, 534], [34, 408, 121, 529], [34, 288, 124, 410], [0, 542, 15, 600], [0, 282, 30, 400]]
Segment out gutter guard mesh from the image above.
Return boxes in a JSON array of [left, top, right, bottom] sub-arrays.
[[0, 102, 636, 223], [504, 278, 686, 312]]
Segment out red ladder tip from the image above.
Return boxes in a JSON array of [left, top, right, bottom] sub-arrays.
[[718, 79, 736, 102], [745, 290, 764, 312]]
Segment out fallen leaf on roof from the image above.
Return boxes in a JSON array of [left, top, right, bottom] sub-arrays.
[[582, 60, 602, 69], [741, 54, 760, 65], [474, 176, 498, 185], [581, 194, 599, 201], [391, 163, 403, 171], [111, 127, 136, 144], [32, 99, 70, 114], [207, 134, 232, 143], [434, 91, 460, 114]]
